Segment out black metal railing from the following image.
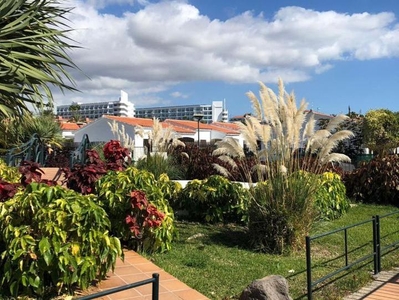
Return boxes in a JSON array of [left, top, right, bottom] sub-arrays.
[[306, 211, 399, 300], [6, 133, 47, 167], [78, 273, 159, 300], [70, 134, 90, 167]]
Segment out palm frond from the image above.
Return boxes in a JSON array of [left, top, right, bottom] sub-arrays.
[[0, 0, 79, 118]]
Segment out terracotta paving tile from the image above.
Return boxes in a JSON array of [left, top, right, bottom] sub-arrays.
[[125, 256, 152, 264], [134, 282, 168, 296], [98, 276, 128, 290], [114, 265, 143, 276], [148, 270, 176, 281], [81, 250, 211, 300], [119, 274, 152, 284], [104, 287, 141, 300], [115, 258, 131, 267], [174, 289, 210, 300], [160, 279, 190, 292], [134, 263, 162, 273]]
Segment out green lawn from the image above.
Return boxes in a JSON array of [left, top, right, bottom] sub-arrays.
[[148, 204, 399, 300]]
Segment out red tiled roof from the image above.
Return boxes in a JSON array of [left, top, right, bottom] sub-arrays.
[[60, 123, 80, 130], [105, 116, 155, 127], [105, 116, 195, 134], [210, 122, 240, 134]]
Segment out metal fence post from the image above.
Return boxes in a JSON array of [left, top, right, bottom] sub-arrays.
[[152, 273, 159, 300], [372, 216, 378, 274], [306, 236, 312, 300], [376, 215, 381, 273]]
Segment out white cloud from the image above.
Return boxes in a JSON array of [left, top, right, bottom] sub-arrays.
[[170, 91, 189, 98], [59, 1, 399, 106]]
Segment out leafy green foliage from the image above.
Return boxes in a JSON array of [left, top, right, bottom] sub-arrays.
[[363, 109, 399, 157], [315, 172, 350, 220], [96, 167, 179, 253], [344, 155, 399, 205], [175, 175, 250, 223], [0, 183, 122, 297], [0, 160, 20, 183]]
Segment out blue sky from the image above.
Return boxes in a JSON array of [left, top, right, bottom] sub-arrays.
[[58, 0, 399, 118]]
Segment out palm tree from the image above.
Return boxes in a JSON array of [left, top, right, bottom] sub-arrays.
[[0, 0, 78, 118]]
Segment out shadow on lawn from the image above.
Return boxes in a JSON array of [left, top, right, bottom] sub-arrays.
[[207, 224, 252, 250]]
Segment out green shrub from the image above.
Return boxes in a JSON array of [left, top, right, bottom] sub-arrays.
[[135, 153, 185, 180], [0, 160, 20, 183], [0, 183, 122, 297], [315, 172, 350, 220], [96, 167, 178, 253], [176, 175, 250, 223], [343, 155, 399, 205]]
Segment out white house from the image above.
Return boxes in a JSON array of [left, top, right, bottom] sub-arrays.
[[73, 116, 243, 161]]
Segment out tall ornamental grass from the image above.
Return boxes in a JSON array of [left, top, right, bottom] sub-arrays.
[[213, 79, 353, 253]]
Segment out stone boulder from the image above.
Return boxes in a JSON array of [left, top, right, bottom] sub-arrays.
[[239, 275, 292, 300]]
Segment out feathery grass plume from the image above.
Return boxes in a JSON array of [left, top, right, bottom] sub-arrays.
[[146, 118, 183, 153], [136, 118, 185, 179], [212, 79, 353, 253], [303, 113, 316, 142], [247, 91, 262, 119], [318, 130, 354, 163], [325, 114, 349, 132], [217, 155, 238, 170], [213, 138, 245, 158], [212, 163, 232, 178], [236, 117, 260, 153], [108, 120, 136, 150]]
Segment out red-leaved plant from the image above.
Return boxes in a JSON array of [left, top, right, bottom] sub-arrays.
[[63, 150, 108, 194], [103, 140, 131, 170], [63, 140, 131, 194], [0, 180, 20, 202], [125, 190, 164, 248]]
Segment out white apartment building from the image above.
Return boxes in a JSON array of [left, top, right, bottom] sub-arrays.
[[135, 100, 228, 124], [56, 90, 134, 119], [57, 89, 228, 123]]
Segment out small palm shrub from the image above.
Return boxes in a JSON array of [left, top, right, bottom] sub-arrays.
[[0, 183, 122, 297], [315, 172, 350, 220], [96, 167, 179, 253], [343, 155, 399, 205], [175, 175, 250, 223], [213, 79, 353, 253]]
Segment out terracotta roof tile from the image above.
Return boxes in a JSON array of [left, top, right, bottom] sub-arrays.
[[105, 116, 195, 134], [60, 123, 80, 130]]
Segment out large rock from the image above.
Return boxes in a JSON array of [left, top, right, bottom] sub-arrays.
[[239, 275, 292, 300]]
